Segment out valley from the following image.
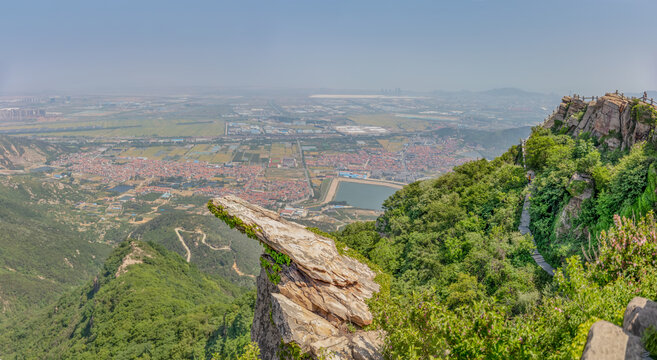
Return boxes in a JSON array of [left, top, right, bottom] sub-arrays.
[[0, 92, 656, 359], [2, 0, 654, 358]]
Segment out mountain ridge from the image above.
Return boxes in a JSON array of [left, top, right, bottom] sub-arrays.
[[0, 240, 254, 359]]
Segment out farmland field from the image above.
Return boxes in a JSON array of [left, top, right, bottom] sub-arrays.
[[377, 136, 408, 152], [265, 168, 305, 179], [0, 118, 226, 137], [349, 114, 431, 132]]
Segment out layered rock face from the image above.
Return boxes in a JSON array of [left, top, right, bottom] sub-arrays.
[[582, 297, 657, 359], [554, 173, 594, 240], [543, 94, 655, 150], [211, 195, 383, 360]]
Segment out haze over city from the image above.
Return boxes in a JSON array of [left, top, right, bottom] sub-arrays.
[[1, 0, 656, 95]]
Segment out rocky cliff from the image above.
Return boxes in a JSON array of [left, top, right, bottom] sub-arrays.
[[543, 93, 657, 150], [210, 195, 383, 360], [543, 93, 657, 243], [582, 297, 657, 359]]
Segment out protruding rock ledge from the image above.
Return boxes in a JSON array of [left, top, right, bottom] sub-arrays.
[[210, 195, 383, 359], [213, 195, 377, 289]]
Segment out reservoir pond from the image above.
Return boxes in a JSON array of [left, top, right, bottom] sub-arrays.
[[332, 181, 398, 210]]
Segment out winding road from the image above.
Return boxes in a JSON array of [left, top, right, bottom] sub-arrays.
[[198, 229, 230, 251], [173, 227, 254, 278], [174, 227, 192, 262], [232, 259, 255, 278]]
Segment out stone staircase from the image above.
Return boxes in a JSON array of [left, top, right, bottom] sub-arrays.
[[518, 193, 555, 276], [581, 297, 657, 359]]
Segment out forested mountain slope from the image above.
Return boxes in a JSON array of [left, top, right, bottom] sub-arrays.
[[0, 175, 111, 318], [527, 93, 657, 266], [324, 93, 657, 358], [131, 211, 261, 287], [2, 93, 657, 359], [0, 241, 254, 359]]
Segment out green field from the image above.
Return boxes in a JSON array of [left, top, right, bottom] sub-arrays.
[[265, 167, 304, 179], [0, 118, 226, 137], [349, 114, 432, 131]]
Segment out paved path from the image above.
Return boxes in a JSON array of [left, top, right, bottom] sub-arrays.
[[520, 138, 555, 276], [519, 193, 555, 276]]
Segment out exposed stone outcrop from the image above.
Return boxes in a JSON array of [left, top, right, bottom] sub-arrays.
[[115, 241, 152, 278], [555, 173, 593, 239], [544, 95, 588, 130], [581, 297, 657, 359], [211, 195, 383, 360], [624, 297, 657, 340], [543, 94, 656, 150], [581, 320, 646, 360]]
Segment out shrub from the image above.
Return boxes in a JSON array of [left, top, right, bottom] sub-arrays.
[[593, 212, 657, 284], [643, 326, 657, 358], [631, 99, 657, 125]]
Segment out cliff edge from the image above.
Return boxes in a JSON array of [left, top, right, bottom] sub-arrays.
[[210, 195, 383, 360]]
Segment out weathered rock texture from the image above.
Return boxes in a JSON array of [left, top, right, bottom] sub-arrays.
[[212, 195, 383, 360], [543, 94, 656, 150], [581, 297, 657, 359], [555, 173, 594, 239]]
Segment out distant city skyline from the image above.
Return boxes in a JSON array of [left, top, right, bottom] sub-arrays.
[[1, 0, 655, 95]]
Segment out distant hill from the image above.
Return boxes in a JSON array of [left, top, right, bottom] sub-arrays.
[[479, 87, 546, 97], [0, 135, 63, 170], [0, 241, 254, 359], [435, 126, 533, 159]]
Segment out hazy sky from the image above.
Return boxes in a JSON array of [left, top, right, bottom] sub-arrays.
[[1, 0, 655, 94]]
